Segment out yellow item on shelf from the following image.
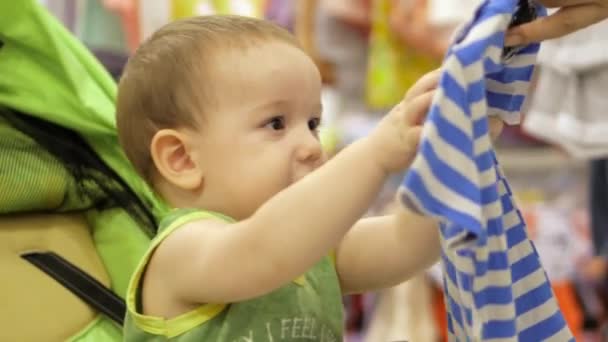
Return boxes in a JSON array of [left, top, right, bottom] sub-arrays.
[[366, 0, 438, 109]]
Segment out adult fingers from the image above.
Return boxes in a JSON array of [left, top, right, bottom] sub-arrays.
[[538, 0, 596, 8], [505, 3, 608, 45]]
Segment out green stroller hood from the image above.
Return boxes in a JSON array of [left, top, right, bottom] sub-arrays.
[[0, 1, 164, 217]]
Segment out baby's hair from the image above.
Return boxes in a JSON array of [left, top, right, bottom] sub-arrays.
[[116, 15, 298, 182]]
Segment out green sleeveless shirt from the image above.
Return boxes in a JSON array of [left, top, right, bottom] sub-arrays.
[[124, 209, 344, 341]]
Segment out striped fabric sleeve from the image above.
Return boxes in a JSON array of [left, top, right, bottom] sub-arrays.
[[398, 0, 574, 340], [400, 0, 543, 249]]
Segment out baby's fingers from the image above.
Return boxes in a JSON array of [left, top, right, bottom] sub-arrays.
[[405, 125, 424, 149], [404, 89, 435, 126], [404, 69, 441, 101]]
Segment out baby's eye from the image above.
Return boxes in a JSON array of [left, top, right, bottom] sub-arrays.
[[265, 116, 286, 130], [308, 117, 321, 132]]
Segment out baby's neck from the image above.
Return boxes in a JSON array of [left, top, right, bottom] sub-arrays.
[[153, 177, 200, 209]]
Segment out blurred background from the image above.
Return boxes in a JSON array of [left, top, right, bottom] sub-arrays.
[[39, 0, 608, 340]]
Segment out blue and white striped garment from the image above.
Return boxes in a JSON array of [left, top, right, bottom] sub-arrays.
[[399, 0, 574, 341]]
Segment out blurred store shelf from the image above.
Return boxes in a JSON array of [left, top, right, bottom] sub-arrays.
[[496, 147, 586, 173]]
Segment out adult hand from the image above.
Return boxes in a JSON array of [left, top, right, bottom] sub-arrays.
[[505, 0, 608, 46]]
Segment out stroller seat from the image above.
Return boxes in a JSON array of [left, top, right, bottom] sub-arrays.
[[0, 213, 111, 341]]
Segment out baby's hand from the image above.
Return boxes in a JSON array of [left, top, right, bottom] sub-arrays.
[[367, 69, 440, 174]]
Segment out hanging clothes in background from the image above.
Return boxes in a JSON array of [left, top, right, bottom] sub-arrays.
[[38, 0, 78, 32], [138, 1, 172, 44], [313, 0, 370, 115], [399, 0, 573, 340], [365, 0, 437, 110], [41, 0, 136, 49], [74, 0, 128, 53], [43, 0, 269, 74], [425, 0, 483, 56], [40, 0, 131, 79], [520, 199, 587, 338], [364, 274, 438, 342], [139, 0, 266, 47], [172, 0, 266, 18], [388, 0, 447, 60], [523, 19, 608, 160], [38, 1, 127, 50], [588, 159, 608, 340], [102, 0, 140, 53], [590, 159, 608, 257], [78, 0, 132, 78], [264, 0, 294, 30], [426, 0, 482, 29]]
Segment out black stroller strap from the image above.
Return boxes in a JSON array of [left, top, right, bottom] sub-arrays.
[[21, 251, 126, 326]]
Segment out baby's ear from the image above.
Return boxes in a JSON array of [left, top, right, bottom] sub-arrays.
[[150, 129, 204, 190]]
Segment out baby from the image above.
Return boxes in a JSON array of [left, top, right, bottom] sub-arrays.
[[117, 15, 446, 341]]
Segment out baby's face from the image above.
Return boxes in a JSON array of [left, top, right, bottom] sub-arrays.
[[189, 41, 324, 220]]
